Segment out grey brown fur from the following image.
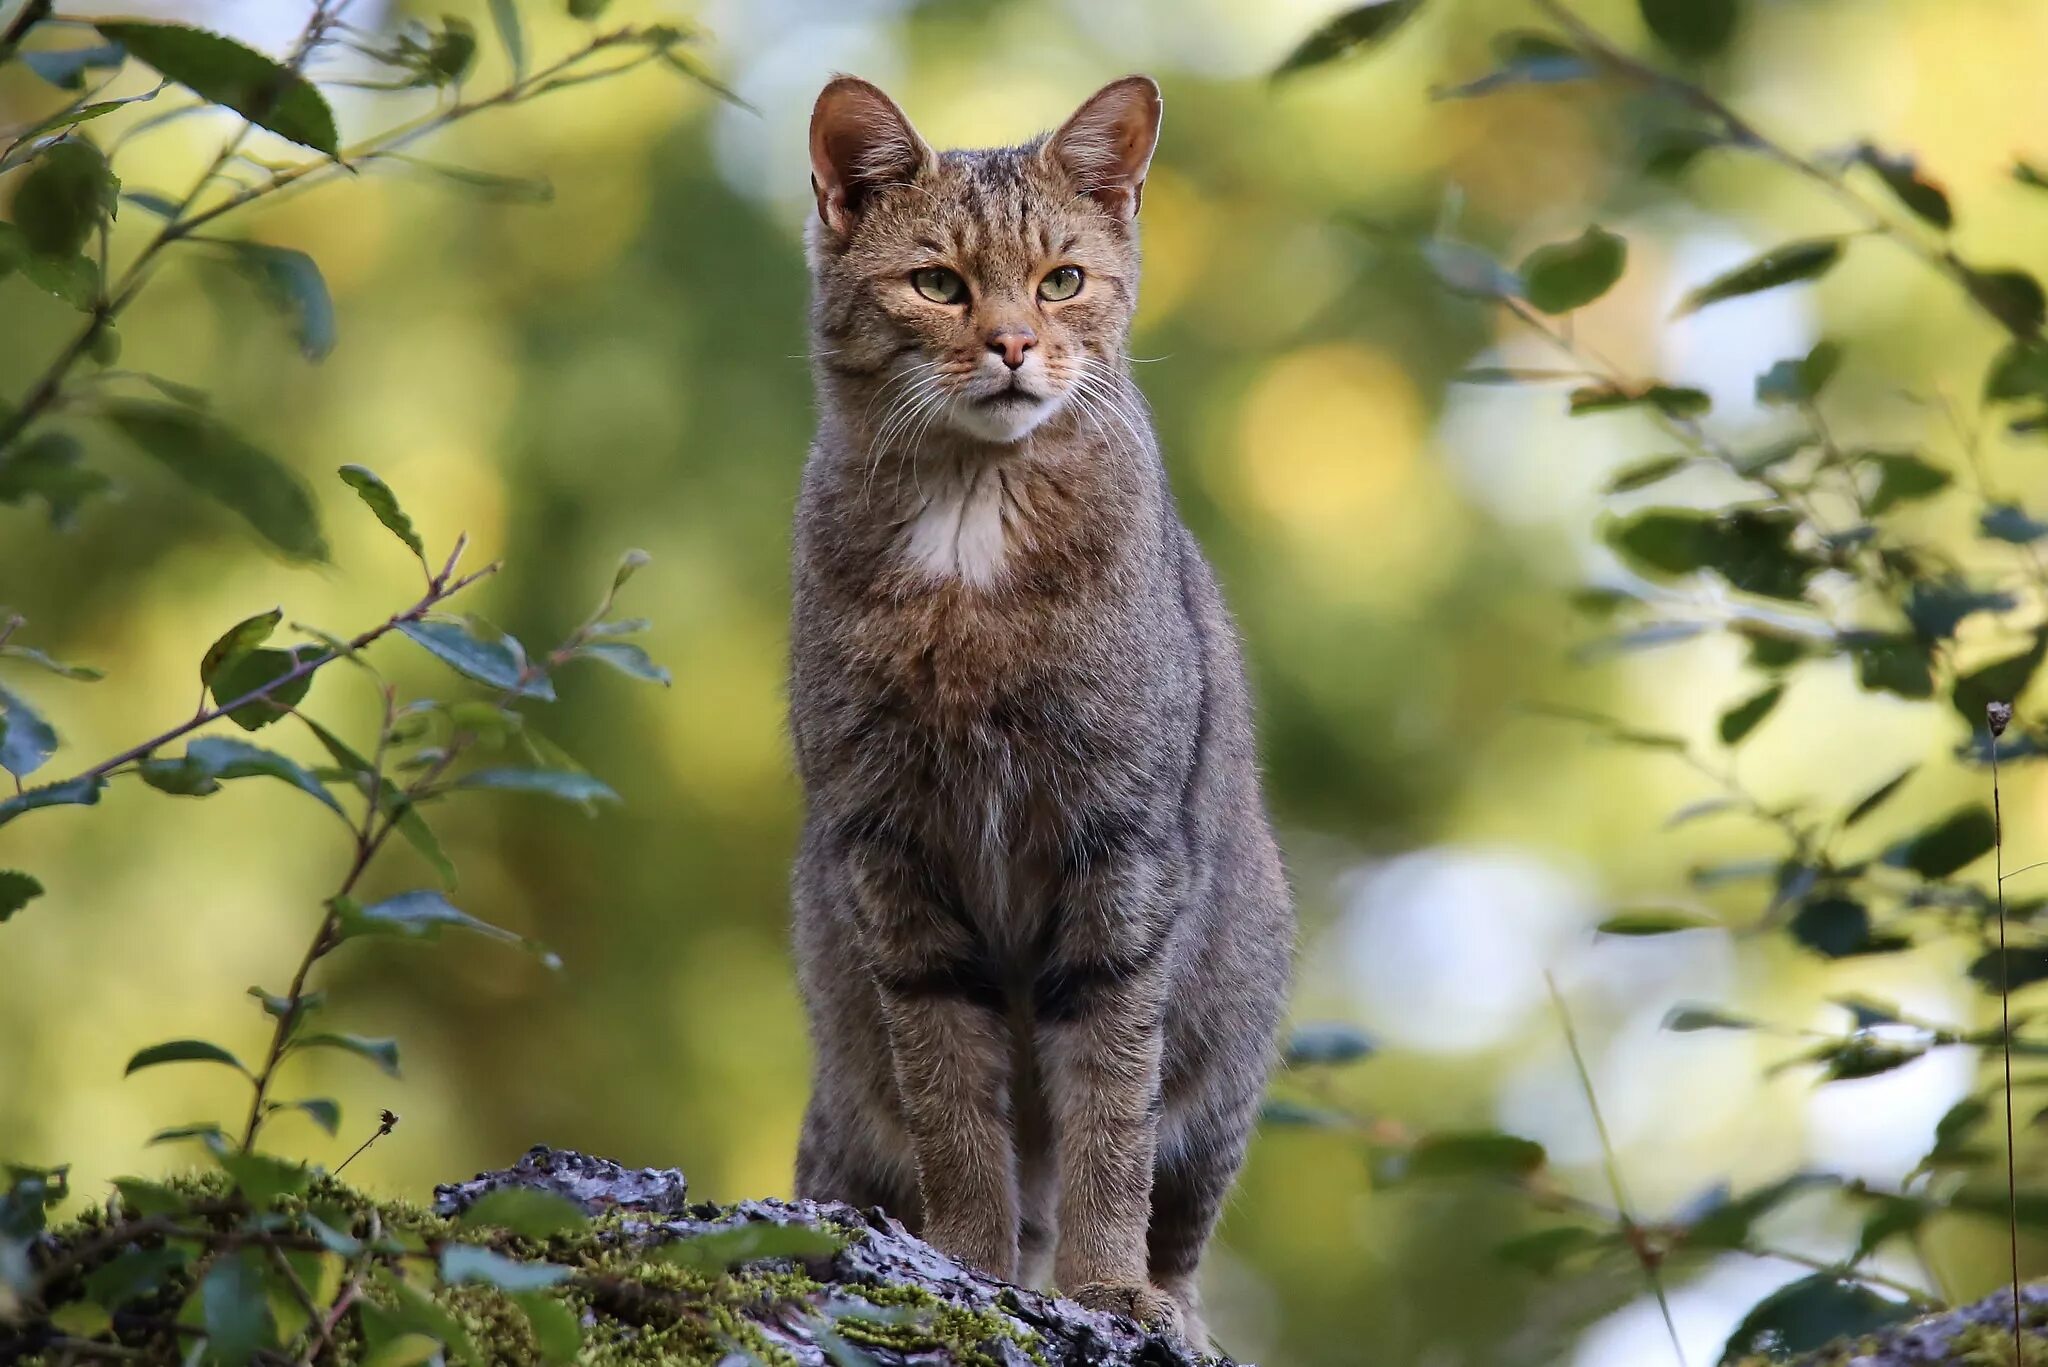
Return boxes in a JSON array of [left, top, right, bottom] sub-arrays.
[[787, 73, 1292, 1351]]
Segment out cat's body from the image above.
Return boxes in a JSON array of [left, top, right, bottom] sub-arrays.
[[788, 75, 1292, 1349]]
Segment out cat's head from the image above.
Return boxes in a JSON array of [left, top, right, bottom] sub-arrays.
[[805, 74, 1161, 446]]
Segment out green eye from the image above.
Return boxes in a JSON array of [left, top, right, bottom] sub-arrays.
[[1039, 266, 1083, 302], [911, 267, 968, 304]]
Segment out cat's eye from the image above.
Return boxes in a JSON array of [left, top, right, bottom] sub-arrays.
[[1038, 266, 1084, 302], [911, 267, 968, 304]]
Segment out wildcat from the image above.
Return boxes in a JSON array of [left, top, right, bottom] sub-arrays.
[[787, 73, 1293, 1350]]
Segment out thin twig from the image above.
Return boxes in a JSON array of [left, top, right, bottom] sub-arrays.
[[1989, 700, 2024, 1366], [331, 1110, 398, 1177]]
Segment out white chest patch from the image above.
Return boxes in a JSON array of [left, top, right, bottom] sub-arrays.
[[902, 467, 1015, 588]]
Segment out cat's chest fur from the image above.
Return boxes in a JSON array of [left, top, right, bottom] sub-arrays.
[[899, 462, 1022, 589]]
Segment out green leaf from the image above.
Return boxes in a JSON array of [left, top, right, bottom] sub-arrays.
[[486, 0, 526, 79], [1663, 1004, 1754, 1032], [363, 1334, 446, 1367], [0, 870, 43, 922], [1638, 0, 1739, 57], [1982, 504, 2048, 544], [11, 138, 116, 258], [21, 43, 126, 91], [1405, 1131, 1547, 1180], [513, 1291, 581, 1366], [383, 154, 553, 203], [1844, 768, 1915, 826], [568, 0, 615, 17], [51, 1300, 112, 1338], [1789, 897, 1875, 959], [1718, 684, 1782, 745], [1283, 1023, 1375, 1067], [101, 399, 326, 561], [0, 684, 58, 779], [292, 1031, 400, 1077], [458, 1188, 590, 1240], [1422, 239, 1522, 299], [272, 1097, 340, 1135], [1986, 338, 2048, 403], [1886, 806, 1996, 879], [1435, 31, 1593, 99], [16, 244, 99, 310], [572, 641, 671, 686], [1598, 909, 1719, 936], [199, 1248, 276, 1364], [1755, 340, 1842, 406], [207, 644, 318, 731], [0, 774, 105, 827], [1494, 1225, 1609, 1275], [145, 1124, 226, 1149], [1604, 508, 1820, 601], [1849, 634, 1935, 699], [1604, 455, 1689, 494], [97, 23, 338, 154], [125, 1038, 247, 1076], [0, 643, 104, 681], [441, 1244, 569, 1292], [1675, 238, 1843, 316], [219, 241, 335, 361], [398, 620, 554, 700], [1967, 268, 2047, 336], [112, 1175, 190, 1214], [1720, 1275, 1912, 1364], [0, 428, 111, 526], [1689, 1174, 1835, 1250], [1854, 144, 1952, 229], [215, 1149, 311, 1208], [1568, 382, 1711, 418], [198, 608, 282, 688], [655, 1223, 848, 1273], [335, 889, 560, 968], [84, 1246, 188, 1307], [1273, 0, 1424, 77], [1953, 637, 2044, 729], [1861, 451, 1950, 515], [302, 716, 458, 889], [143, 736, 344, 816], [338, 465, 427, 564], [452, 767, 618, 806], [1518, 226, 1626, 314]]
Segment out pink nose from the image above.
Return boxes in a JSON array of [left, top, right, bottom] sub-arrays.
[[987, 329, 1037, 370]]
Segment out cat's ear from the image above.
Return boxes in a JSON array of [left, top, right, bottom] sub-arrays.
[[809, 75, 933, 238], [1043, 75, 1162, 222]]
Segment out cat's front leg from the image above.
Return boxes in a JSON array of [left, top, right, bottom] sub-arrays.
[[844, 812, 1021, 1279], [1034, 811, 1182, 1334]]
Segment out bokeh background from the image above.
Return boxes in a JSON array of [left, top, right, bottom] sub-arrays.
[[7, 0, 2048, 1362]]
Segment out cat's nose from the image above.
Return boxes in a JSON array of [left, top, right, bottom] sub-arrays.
[[986, 328, 1037, 370]]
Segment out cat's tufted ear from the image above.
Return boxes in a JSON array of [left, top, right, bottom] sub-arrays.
[[809, 75, 933, 238], [1043, 75, 1162, 222]]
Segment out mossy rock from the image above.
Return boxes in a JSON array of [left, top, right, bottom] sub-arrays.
[[0, 1147, 1214, 1366]]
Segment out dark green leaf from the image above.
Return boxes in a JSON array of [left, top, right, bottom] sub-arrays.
[[1283, 1023, 1375, 1067], [1494, 1225, 1609, 1274], [360, 1267, 479, 1366], [655, 1223, 848, 1273], [1953, 637, 2044, 728], [1598, 909, 1719, 935], [1861, 451, 1950, 515], [486, 0, 525, 79], [207, 644, 318, 731], [1886, 806, 1996, 879], [1, 1163, 67, 1238], [144, 736, 344, 815], [1604, 455, 1689, 494], [335, 889, 560, 968], [125, 1038, 246, 1076], [219, 241, 335, 361], [512, 1291, 580, 1366], [271, 1098, 340, 1135], [1273, 0, 1424, 77], [1849, 634, 1934, 699], [338, 465, 426, 564], [452, 767, 618, 806], [1689, 1174, 1834, 1250], [1666, 798, 1738, 828], [198, 608, 281, 688], [21, 43, 126, 91], [1406, 1131, 1546, 1180], [1853, 1195, 1930, 1263], [112, 1175, 189, 1213], [1675, 238, 1843, 316], [0, 684, 58, 779], [1569, 381, 1711, 418], [1519, 226, 1626, 314], [1844, 768, 1915, 826], [215, 1149, 311, 1207], [1904, 581, 2014, 641], [1965, 268, 2045, 336], [1755, 341, 1842, 406], [1638, 0, 1739, 57], [0, 429, 111, 526], [458, 1189, 590, 1240], [1422, 238, 1521, 299], [1971, 947, 2048, 993], [1435, 31, 1593, 99], [97, 23, 338, 154], [427, 18, 478, 84], [1663, 1004, 1754, 1032], [11, 138, 116, 257], [1854, 144, 1952, 229], [16, 243, 99, 310], [441, 1244, 568, 1292], [568, 0, 615, 17], [1986, 338, 2048, 404], [0, 870, 42, 922], [292, 1031, 400, 1077], [398, 619, 554, 699], [1719, 1275, 1912, 1363], [1605, 507, 1820, 600], [1789, 897, 1874, 959], [101, 399, 326, 561], [1718, 684, 1782, 745], [303, 717, 458, 889], [84, 1246, 187, 1307], [199, 1248, 275, 1363], [571, 641, 671, 685], [0, 774, 105, 827], [1983, 504, 2048, 545], [1258, 1098, 1355, 1128], [0, 643, 103, 681]]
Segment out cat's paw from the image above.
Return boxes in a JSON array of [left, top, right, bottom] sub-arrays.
[[1071, 1280, 1186, 1339]]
